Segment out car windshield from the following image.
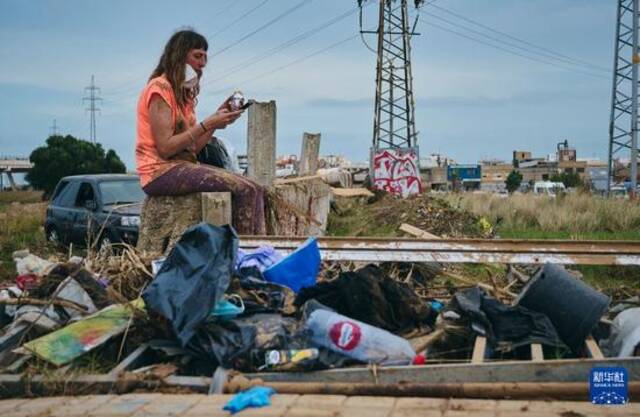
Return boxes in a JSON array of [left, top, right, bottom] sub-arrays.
[[99, 180, 145, 206]]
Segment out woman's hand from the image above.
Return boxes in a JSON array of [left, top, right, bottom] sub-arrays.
[[202, 108, 244, 130], [217, 96, 233, 112]]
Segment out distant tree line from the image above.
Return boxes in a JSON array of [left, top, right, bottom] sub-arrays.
[[26, 135, 126, 197]]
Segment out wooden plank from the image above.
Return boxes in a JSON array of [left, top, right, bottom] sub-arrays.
[[245, 357, 640, 385], [471, 336, 487, 364], [410, 328, 446, 353], [530, 344, 544, 362], [585, 336, 604, 359], [274, 175, 322, 184], [2, 355, 31, 374], [201, 192, 232, 226], [331, 187, 374, 198], [399, 223, 441, 239], [108, 343, 150, 376]]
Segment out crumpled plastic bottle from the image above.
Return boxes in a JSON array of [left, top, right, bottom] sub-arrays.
[[304, 302, 417, 366]]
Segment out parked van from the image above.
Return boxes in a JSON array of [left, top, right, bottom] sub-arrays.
[[533, 181, 566, 197]]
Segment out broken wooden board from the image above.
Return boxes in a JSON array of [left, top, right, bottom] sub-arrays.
[[399, 223, 441, 239], [23, 299, 144, 367], [330, 187, 374, 198]]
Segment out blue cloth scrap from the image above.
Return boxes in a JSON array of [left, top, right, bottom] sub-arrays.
[[223, 386, 276, 414], [236, 246, 283, 273]]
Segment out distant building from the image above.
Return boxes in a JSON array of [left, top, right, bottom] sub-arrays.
[[518, 160, 557, 183], [422, 166, 448, 190], [420, 153, 456, 168], [511, 141, 591, 185], [513, 151, 532, 165], [556, 140, 576, 162], [448, 164, 481, 190], [480, 161, 512, 191]]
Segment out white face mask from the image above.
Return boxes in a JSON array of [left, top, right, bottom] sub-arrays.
[[183, 64, 198, 89]]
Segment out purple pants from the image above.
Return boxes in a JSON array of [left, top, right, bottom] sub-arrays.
[[143, 163, 266, 235]]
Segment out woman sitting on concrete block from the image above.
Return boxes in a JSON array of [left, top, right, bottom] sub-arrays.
[[135, 29, 265, 234]]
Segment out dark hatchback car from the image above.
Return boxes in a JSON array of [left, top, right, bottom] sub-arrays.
[[45, 174, 145, 248]]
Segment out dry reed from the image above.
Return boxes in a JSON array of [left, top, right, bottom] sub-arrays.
[[444, 192, 640, 235]]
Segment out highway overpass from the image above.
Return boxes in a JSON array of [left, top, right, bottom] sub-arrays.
[[0, 157, 33, 190]]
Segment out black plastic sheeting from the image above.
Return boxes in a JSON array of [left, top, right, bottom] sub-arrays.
[[230, 267, 296, 315], [142, 223, 238, 347], [449, 287, 566, 351], [294, 264, 434, 334], [197, 139, 234, 171], [188, 314, 300, 371]]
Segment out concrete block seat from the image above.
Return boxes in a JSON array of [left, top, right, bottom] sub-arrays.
[[136, 192, 231, 256]]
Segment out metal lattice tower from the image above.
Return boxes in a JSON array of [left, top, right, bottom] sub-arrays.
[[49, 119, 59, 136], [608, 0, 640, 196], [83, 75, 102, 143], [361, 0, 421, 150]]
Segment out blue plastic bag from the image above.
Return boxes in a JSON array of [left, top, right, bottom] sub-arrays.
[[263, 237, 320, 293], [223, 386, 276, 414]]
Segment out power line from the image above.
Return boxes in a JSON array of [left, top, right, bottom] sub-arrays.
[[209, 34, 359, 96], [422, 11, 609, 75], [214, 0, 313, 57], [105, 0, 314, 103], [102, 0, 245, 98], [208, 0, 271, 40], [430, 3, 610, 73], [420, 18, 609, 81], [83, 75, 103, 143], [203, 5, 360, 87]]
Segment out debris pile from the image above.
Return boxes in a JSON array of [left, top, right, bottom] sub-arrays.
[[0, 222, 636, 401], [329, 192, 492, 238]]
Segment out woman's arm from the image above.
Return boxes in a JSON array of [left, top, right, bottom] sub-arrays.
[[149, 96, 205, 159], [193, 125, 214, 154], [149, 96, 244, 159]]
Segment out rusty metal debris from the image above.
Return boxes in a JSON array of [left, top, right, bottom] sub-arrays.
[[240, 236, 640, 265]]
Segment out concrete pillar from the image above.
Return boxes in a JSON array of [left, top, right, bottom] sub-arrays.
[[299, 132, 321, 176], [6, 171, 17, 191], [247, 101, 276, 186], [201, 192, 232, 226]]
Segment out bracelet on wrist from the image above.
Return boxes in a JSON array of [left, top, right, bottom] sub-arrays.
[[200, 122, 207, 133]]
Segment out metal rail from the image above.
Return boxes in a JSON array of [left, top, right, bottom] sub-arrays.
[[239, 236, 640, 265]]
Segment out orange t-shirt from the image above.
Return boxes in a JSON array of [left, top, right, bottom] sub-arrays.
[[135, 75, 196, 187]]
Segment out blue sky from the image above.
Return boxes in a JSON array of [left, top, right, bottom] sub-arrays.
[[0, 0, 616, 173]]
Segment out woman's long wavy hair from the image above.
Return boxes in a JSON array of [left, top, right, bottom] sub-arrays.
[[150, 29, 208, 110]]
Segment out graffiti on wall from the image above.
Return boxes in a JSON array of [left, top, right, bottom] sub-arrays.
[[372, 148, 422, 197]]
